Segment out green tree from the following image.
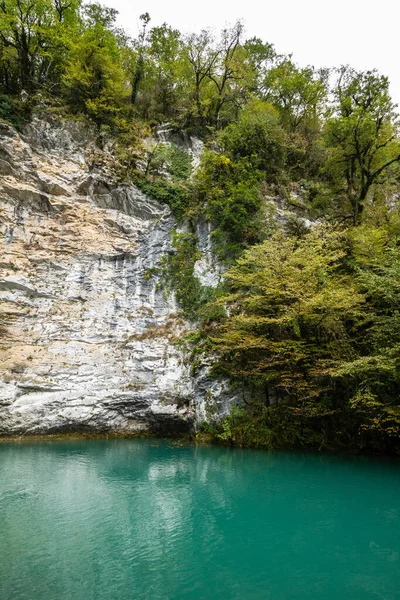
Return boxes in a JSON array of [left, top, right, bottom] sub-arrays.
[[183, 28, 220, 127], [206, 225, 400, 451], [264, 59, 328, 136], [242, 36, 276, 98], [62, 3, 128, 120], [130, 12, 150, 106], [0, 0, 80, 94], [210, 229, 365, 403], [141, 23, 185, 120], [194, 151, 262, 257], [208, 21, 244, 128], [183, 22, 249, 129], [324, 68, 400, 225], [219, 100, 287, 177]]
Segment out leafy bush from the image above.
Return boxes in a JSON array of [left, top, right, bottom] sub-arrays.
[[159, 231, 214, 319], [0, 94, 31, 130], [220, 100, 287, 177], [194, 152, 263, 259], [161, 145, 192, 182], [137, 179, 191, 220]]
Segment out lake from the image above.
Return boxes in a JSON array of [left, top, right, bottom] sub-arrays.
[[0, 439, 399, 599]]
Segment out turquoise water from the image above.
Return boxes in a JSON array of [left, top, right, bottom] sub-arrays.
[[0, 440, 399, 600]]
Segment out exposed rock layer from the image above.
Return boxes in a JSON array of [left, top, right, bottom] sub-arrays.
[[0, 119, 236, 435]]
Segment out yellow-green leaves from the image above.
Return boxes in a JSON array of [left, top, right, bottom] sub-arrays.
[[211, 228, 364, 394]]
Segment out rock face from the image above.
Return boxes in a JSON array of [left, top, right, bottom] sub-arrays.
[[0, 118, 237, 435]]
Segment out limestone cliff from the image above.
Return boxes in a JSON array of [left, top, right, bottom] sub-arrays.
[[0, 118, 236, 435]]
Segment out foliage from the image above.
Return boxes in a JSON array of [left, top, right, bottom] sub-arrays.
[[0, 0, 81, 94], [210, 228, 364, 395], [62, 3, 128, 119], [131, 144, 193, 219], [323, 68, 400, 224], [0, 93, 31, 128], [204, 226, 400, 453], [146, 144, 192, 182], [219, 100, 287, 176], [193, 151, 263, 258], [159, 231, 213, 319], [110, 116, 150, 174], [136, 179, 191, 220], [204, 403, 347, 450], [264, 59, 328, 136], [183, 22, 246, 130]]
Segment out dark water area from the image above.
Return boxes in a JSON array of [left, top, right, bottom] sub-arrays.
[[0, 439, 399, 599]]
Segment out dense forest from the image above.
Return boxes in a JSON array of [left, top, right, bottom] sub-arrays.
[[1, 0, 400, 453]]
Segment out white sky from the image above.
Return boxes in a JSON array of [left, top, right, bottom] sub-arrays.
[[105, 0, 400, 108]]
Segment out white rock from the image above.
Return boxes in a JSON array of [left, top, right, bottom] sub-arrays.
[[0, 119, 239, 435]]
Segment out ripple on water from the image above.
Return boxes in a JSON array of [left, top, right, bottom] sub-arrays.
[[0, 440, 399, 600]]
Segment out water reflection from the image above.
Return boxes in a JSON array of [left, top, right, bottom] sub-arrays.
[[0, 440, 399, 600]]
